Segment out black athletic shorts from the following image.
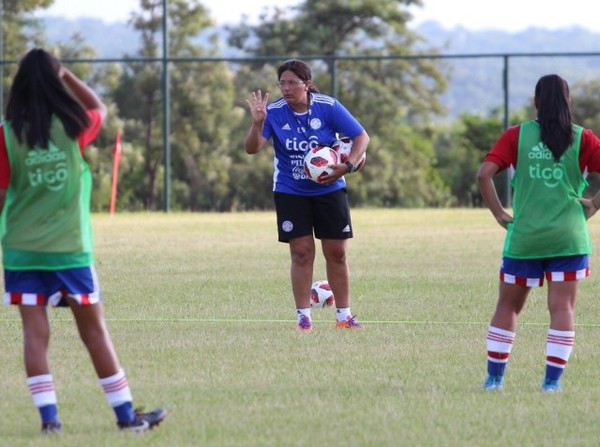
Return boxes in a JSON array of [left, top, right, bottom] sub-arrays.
[[273, 189, 353, 243]]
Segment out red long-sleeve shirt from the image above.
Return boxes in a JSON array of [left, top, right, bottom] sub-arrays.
[[484, 124, 600, 176]]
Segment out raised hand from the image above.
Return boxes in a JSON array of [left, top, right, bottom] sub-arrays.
[[246, 90, 270, 123]]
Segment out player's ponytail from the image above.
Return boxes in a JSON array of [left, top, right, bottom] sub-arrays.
[[535, 74, 574, 162]]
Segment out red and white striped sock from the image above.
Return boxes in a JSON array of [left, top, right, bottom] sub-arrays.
[[27, 374, 57, 407], [545, 329, 574, 380], [28, 374, 59, 423], [99, 368, 133, 407], [486, 326, 515, 376]]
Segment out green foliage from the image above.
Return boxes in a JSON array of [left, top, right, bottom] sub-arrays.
[[105, 0, 245, 211], [434, 112, 505, 207], [572, 79, 600, 132], [1, 0, 52, 57], [571, 80, 600, 196], [17, 1, 600, 211], [227, 0, 451, 208], [1, 0, 54, 111]]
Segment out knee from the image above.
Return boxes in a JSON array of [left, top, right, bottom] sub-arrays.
[[323, 247, 347, 264], [291, 246, 315, 267], [548, 301, 575, 315]]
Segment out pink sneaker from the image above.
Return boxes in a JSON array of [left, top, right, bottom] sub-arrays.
[[296, 315, 313, 333], [336, 315, 362, 329]]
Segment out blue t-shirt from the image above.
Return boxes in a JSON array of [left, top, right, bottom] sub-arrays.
[[262, 92, 364, 196]]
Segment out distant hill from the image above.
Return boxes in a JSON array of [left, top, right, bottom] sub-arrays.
[[42, 17, 140, 58], [39, 16, 233, 58], [412, 21, 600, 119], [39, 16, 600, 119]]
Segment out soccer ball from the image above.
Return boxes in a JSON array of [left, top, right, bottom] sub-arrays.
[[310, 280, 335, 308], [303, 145, 339, 183], [332, 137, 366, 171]]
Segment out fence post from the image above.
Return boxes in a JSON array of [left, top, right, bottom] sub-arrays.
[[502, 54, 512, 208], [162, 0, 171, 212]]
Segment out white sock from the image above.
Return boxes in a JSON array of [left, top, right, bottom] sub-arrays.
[[546, 329, 575, 367], [99, 368, 133, 407], [297, 308, 311, 322], [336, 307, 351, 322], [27, 374, 57, 407]]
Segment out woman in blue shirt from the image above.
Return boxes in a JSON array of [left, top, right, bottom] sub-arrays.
[[245, 59, 370, 332]]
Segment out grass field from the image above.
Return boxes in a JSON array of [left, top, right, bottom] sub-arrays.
[[1, 209, 600, 446]]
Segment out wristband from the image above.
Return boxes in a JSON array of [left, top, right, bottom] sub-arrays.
[[344, 160, 356, 173]]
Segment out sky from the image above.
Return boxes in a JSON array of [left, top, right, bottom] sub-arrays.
[[38, 0, 600, 33]]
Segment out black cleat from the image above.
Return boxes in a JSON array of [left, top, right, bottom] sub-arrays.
[[118, 407, 166, 432], [41, 421, 61, 434]]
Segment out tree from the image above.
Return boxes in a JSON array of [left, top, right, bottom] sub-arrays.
[[1, 3, 125, 212], [571, 79, 600, 131], [53, 35, 124, 212], [112, 0, 165, 211], [1, 0, 53, 116], [111, 0, 243, 211], [227, 0, 453, 207], [1, 0, 52, 58], [571, 79, 600, 196], [435, 113, 505, 207]]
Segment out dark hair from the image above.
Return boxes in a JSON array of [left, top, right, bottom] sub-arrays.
[[4, 48, 90, 149], [534, 74, 573, 162], [277, 59, 319, 93]]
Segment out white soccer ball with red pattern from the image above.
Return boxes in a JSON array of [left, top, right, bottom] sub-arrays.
[[332, 138, 366, 171], [303, 145, 339, 183], [310, 280, 335, 308]]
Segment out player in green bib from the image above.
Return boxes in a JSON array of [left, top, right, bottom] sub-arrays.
[[477, 74, 600, 392], [1, 115, 94, 269], [0, 49, 165, 433]]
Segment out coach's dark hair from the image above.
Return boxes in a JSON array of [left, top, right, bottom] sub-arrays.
[[277, 59, 319, 93], [535, 74, 573, 162], [5, 48, 90, 149]]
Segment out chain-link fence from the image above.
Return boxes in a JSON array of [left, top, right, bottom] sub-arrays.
[[2, 51, 600, 210]]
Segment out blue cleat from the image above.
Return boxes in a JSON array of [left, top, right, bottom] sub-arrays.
[[482, 375, 504, 390], [541, 378, 562, 393]]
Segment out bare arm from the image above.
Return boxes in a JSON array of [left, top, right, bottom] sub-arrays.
[[245, 90, 269, 154], [60, 66, 107, 122], [347, 130, 370, 166], [245, 123, 268, 154], [578, 194, 600, 220], [476, 161, 513, 228]]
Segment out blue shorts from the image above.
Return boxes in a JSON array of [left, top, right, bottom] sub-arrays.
[[4, 266, 102, 307], [500, 255, 589, 287]]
